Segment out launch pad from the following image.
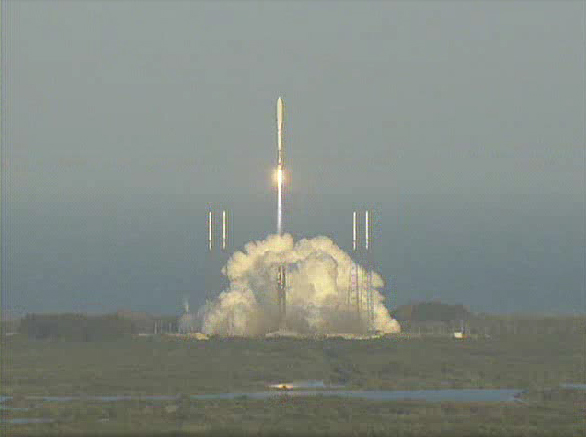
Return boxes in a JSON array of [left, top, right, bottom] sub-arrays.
[[202, 97, 396, 337]]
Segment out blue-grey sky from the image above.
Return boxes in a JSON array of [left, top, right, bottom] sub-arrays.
[[2, 1, 584, 316]]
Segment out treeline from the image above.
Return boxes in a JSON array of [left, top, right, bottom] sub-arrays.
[[1, 318, 20, 333], [392, 302, 471, 323], [392, 302, 585, 336], [18, 313, 135, 341], [116, 310, 179, 334]]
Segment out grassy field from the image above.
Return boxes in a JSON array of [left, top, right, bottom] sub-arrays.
[[2, 332, 584, 395], [1, 330, 584, 436], [2, 390, 584, 437]]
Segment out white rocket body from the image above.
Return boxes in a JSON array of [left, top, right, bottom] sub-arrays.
[[208, 209, 213, 251], [277, 97, 284, 235], [222, 210, 227, 250], [277, 97, 284, 167]]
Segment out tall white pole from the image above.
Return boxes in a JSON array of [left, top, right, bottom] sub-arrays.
[[365, 210, 369, 251]]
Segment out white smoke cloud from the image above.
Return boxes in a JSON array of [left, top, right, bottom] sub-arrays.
[[201, 234, 401, 336]]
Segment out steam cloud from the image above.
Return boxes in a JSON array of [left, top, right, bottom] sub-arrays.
[[200, 234, 401, 336]]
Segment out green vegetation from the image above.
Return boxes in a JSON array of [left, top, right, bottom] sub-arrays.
[[392, 301, 472, 323], [392, 302, 584, 336], [1, 314, 584, 436], [18, 313, 135, 341], [16, 311, 180, 341], [1, 316, 20, 334], [2, 392, 584, 436], [2, 329, 584, 396]]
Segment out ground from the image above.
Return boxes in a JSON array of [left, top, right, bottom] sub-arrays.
[[1, 329, 584, 436]]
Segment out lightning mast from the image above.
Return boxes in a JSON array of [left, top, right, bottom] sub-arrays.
[[205, 206, 231, 321], [350, 211, 361, 326], [207, 208, 229, 253], [365, 210, 375, 332], [350, 210, 376, 332]]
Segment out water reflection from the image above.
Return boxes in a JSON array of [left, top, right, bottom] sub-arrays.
[[6, 418, 54, 425], [191, 389, 523, 402], [0, 389, 525, 404], [24, 395, 180, 402], [0, 405, 30, 411], [268, 380, 342, 390]]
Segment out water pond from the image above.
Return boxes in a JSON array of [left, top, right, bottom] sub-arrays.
[[0, 389, 523, 404], [190, 389, 523, 402], [560, 383, 586, 390], [7, 418, 54, 425], [0, 388, 524, 425]]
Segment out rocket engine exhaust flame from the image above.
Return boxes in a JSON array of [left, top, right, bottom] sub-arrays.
[[200, 234, 401, 336]]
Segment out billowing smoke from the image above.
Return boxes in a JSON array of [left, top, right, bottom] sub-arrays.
[[201, 234, 401, 336]]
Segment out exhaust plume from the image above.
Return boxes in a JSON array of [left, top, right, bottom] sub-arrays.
[[201, 234, 400, 336]]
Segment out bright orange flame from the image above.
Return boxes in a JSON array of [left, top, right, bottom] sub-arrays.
[[273, 167, 285, 186]]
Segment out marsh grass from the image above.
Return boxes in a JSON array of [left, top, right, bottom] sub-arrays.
[[2, 395, 583, 436], [2, 331, 584, 396], [1, 327, 584, 436]]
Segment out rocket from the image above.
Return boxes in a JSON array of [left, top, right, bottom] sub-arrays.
[[277, 97, 284, 168], [222, 209, 227, 251], [276, 97, 284, 236], [276, 97, 287, 327], [208, 209, 213, 251]]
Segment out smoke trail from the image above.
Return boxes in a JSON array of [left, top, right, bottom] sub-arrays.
[[277, 168, 283, 235], [201, 234, 401, 336]]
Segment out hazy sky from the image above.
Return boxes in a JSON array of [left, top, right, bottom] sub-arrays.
[[2, 1, 584, 316]]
